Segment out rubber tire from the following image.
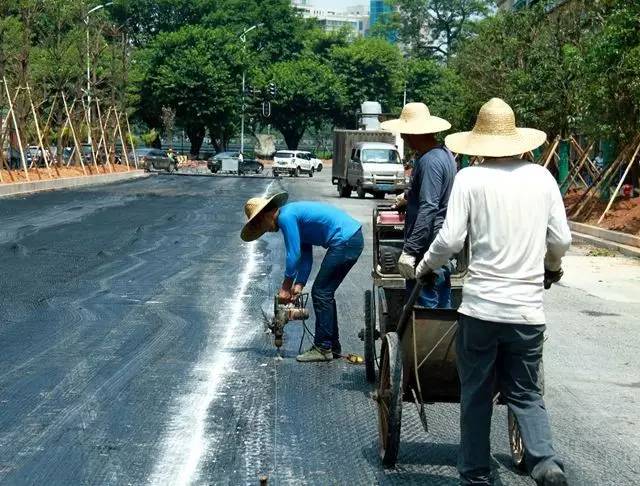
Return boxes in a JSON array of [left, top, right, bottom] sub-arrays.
[[167, 162, 176, 173], [294, 167, 300, 177], [508, 408, 527, 472], [377, 332, 402, 467], [357, 182, 366, 199], [309, 168, 314, 177], [317, 163, 323, 172], [373, 191, 386, 199], [338, 180, 352, 198], [256, 164, 264, 174], [364, 289, 376, 383]]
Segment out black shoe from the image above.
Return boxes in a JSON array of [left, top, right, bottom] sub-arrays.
[[332, 346, 342, 359], [542, 469, 568, 486]]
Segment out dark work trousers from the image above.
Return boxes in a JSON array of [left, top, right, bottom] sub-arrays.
[[311, 229, 364, 350], [456, 314, 563, 485]]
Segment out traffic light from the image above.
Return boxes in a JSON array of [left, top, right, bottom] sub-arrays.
[[268, 82, 277, 97]]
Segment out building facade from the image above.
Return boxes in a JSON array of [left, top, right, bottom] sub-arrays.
[[292, 1, 369, 37], [370, 0, 392, 27]]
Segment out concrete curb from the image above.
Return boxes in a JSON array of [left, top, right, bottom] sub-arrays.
[[0, 170, 149, 198], [569, 221, 640, 258]]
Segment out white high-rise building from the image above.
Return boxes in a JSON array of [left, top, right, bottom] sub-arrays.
[[292, 1, 370, 37]]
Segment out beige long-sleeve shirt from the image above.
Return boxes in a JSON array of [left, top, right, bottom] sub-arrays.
[[423, 158, 572, 325]]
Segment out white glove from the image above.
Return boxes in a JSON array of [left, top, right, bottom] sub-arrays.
[[415, 256, 431, 279], [393, 193, 407, 210], [397, 252, 416, 279]]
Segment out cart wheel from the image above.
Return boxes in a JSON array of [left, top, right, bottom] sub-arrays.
[[508, 408, 527, 472], [364, 289, 376, 383], [377, 332, 402, 467]]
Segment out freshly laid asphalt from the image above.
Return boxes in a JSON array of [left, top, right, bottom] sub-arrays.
[[0, 168, 638, 485]]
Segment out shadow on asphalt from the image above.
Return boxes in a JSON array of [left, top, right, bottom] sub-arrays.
[[361, 441, 460, 484]]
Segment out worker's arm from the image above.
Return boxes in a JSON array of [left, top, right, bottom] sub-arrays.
[[419, 174, 469, 273], [544, 176, 572, 271], [278, 212, 302, 289], [404, 157, 443, 256], [295, 244, 313, 287]]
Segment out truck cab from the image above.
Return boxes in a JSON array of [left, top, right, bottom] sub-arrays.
[[346, 142, 406, 199]]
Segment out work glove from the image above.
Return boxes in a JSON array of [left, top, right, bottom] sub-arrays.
[[291, 283, 304, 299], [415, 256, 432, 280], [544, 268, 564, 290], [397, 252, 416, 279], [392, 193, 407, 212]]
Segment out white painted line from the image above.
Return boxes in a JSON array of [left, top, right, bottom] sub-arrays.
[[149, 183, 273, 486]]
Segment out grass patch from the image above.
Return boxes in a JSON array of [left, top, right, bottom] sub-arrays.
[[586, 247, 618, 257]]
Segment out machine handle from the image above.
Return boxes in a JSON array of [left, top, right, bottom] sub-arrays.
[[396, 274, 434, 338]]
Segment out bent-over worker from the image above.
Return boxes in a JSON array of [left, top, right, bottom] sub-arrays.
[[416, 98, 572, 486], [241, 193, 363, 362], [381, 102, 456, 308]]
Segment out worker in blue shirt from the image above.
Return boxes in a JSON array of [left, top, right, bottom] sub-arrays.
[[241, 192, 364, 362]]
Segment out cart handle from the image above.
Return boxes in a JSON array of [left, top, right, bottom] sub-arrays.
[[396, 275, 434, 338]]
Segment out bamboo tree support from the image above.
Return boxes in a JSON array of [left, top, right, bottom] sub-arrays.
[[114, 109, 131, 170], [540, 136, 560, 169], [570, 135, 640, 218], [62, 93, 87, 176], [571, 137, 598, 180], [563, 141, 595, 190], [95, 100, 113, 173], [125, 113, 138, 169], [81, 97, 101, 174], [542, 136, 560, 169], [3, 78, 29, 181], [597, 139, 640, 224], [26, 85, 53, 179], [39, 95, 61, 176]]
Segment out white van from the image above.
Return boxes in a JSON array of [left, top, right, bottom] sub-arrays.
[[346, 142, 406, 198]]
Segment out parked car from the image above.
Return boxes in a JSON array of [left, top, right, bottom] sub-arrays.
[[272, 150, 315, 177], [207, 152, 264, 175]]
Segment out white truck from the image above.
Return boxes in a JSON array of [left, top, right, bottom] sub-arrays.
[[332, 130, 407, 199]]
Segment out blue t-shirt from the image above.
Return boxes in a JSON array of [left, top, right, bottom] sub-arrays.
[[277, 201, 362, 284]]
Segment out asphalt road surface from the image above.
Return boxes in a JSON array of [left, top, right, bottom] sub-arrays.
[[0, 169, 638, 485]]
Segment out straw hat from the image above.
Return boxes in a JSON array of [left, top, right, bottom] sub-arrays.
[[240, 192, 288, 242], [380, 102, 451, 135], [445, 98, 547, 157]]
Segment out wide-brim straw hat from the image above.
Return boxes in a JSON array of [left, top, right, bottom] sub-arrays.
[[445, 98, 547, 157], [381, 102, 451, 135], [241, 192, 289, 242]]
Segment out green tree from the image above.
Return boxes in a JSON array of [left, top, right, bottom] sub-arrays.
[[578, 0, 640, 141], [329, 37, 404, 127], [256, 57, 344, 149], [405, 58, 466, 130], [135, 26, 243, 156], [392, 0, 494, 60]]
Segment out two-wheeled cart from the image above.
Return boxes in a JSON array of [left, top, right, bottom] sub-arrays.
[[363, 205, 532, 469]]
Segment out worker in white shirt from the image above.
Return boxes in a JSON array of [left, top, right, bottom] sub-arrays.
[[416, 98, 572, 486]]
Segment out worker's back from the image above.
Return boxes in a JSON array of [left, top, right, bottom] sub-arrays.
[[456, 158, 569, 324]]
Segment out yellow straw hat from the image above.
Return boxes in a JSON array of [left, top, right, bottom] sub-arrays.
[[445, 98, 547, 157], [240, 192, 288, 242], [381, 102, 451, 135]]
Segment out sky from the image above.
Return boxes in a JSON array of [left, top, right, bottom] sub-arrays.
[[313, 0, 368, 10]]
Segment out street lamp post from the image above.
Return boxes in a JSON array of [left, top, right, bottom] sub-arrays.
[[239, 24, 261, 155], [85, 2, 113, 148]]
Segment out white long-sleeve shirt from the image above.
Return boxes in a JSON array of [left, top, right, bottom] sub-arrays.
[[424, 158, 572, 325]]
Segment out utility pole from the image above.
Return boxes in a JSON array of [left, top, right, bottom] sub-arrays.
[[239, 24, 262, 155]]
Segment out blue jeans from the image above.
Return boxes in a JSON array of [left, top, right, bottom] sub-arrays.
[[456, 314, 563, 485], [311, 230, 364, 350], [406, 265, 452, 308]]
